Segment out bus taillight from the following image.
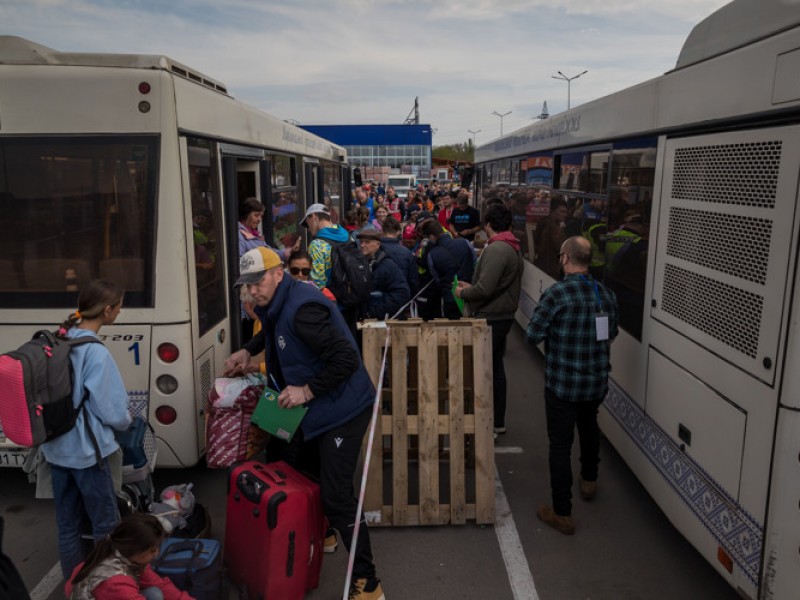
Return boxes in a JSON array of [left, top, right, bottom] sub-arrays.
[[157, 343, 180, 363], [155, 405, 177, 425], [138, 82, 151, 94]]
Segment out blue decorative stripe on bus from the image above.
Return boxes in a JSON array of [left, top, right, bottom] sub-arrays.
[[605, 381, 762, 585]]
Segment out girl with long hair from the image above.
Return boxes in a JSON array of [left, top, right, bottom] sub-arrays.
[[42, 279, 133, 581], [66, 513, 192, 599]]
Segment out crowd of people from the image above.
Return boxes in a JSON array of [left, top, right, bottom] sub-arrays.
[[34, 177, 619, 600]]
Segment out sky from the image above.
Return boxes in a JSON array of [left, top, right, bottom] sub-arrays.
[[1, 0, 732, 146]]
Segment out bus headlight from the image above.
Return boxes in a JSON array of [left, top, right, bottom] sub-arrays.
[[156, 374, 178, 395]]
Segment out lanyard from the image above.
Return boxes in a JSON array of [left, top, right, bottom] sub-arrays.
[[580, 274, 602, 312]]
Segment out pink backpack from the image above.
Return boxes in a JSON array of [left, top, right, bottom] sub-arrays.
[[0, 330, 101, 447]]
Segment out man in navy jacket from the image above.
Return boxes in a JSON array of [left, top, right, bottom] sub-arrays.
[[224, 247, 385, 600], [418, 218, 475, 319]]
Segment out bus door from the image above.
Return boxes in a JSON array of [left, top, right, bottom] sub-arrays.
[[221, 147, 271, 352], [304, 159, 324, 218]]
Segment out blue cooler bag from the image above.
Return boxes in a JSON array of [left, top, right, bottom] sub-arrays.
[[152, 538, 222, 600], [115, 416, 148, 468]]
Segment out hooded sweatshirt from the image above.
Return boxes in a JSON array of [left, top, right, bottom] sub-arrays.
[[309, 224, 351, 290], [460, 231, 523, 320]]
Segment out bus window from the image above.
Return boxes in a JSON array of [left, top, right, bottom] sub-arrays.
[[605, 143, 656, 340], [270, 155, 299, 250], [588, 152, 609, 195], [187, 138, 226, 336], [0, 136, 157, 308]]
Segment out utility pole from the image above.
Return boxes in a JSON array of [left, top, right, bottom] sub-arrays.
[[467, 129, 481, 148], [551, 70, 587, 110], [492, 110, 512, 137]]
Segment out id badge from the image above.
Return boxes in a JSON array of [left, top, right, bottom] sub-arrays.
[[595, 312, 609, 341]]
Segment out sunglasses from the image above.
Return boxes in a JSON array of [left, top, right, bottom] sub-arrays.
[[289, 267, 311, 276]]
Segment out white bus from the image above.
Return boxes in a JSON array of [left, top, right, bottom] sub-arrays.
[[475, 1, 800, 598], [0, 37, 350, 469]]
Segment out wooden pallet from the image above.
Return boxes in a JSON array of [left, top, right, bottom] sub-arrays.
[[361, 319, 495, 526]]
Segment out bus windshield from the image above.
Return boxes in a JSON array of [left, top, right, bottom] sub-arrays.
[[0, 136, 158, 309]]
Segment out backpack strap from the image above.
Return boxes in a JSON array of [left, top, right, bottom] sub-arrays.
[[67, 334, 106, 469]]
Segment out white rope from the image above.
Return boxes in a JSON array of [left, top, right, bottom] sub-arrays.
[[389, 278, 433, 320], [342, 325, 391, 599]]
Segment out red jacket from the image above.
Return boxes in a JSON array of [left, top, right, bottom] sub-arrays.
[[66, 561, 193, 600]]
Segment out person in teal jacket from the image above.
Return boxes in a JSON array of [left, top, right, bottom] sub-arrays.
[[43, 279, 132, 580]]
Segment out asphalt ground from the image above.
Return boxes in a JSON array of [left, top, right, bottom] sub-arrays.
[[2, 325, 738, 600]]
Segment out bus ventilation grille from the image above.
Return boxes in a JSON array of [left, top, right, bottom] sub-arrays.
[[661, 264, 763, 359], [666, 207, 772, 285], [672, 140, 781, 209]]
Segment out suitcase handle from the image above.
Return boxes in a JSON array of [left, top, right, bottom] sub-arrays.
[[267, 491, 287, 530], [236, 471, 269, 504]]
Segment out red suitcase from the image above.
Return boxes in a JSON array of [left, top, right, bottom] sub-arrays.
[[225, 461, 325, 599]]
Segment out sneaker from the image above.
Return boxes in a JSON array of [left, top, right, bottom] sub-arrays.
[[493, 426, 507, 434], [579, 478, 597, 501], [324, 528, 338, 553], [537, 505, 575, 535], [349, 578, 385, 600]]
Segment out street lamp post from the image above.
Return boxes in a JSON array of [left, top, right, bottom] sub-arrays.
[[492, 110, 512, 137], [467, 129, 481, 148], [551, 70, 587, 110]]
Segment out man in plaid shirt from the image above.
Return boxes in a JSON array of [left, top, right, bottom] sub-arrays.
[[527, 235, 619, 535]]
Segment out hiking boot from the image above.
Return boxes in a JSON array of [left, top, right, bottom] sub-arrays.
[[579, 478, 597, 501], [324, 528, 338, 553], [349, 578, 385, 600], [493, 426, 507, 435], [537, 505, 575, 535]]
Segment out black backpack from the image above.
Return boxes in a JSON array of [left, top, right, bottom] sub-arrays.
[[327, 240, 372, 308]]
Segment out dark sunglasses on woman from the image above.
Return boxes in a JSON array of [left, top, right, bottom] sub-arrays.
[[289, 267, 311, 276]]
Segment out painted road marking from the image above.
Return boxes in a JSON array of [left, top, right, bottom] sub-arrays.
[[495, 468, 539, 600], [30, 562, 61, 600], [494, 446, 524, 454]]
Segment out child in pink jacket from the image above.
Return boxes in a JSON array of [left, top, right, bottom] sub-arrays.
[[66, 514, 193, 600]]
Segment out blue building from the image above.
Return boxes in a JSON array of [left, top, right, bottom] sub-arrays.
[[301, 124, 432, 180]]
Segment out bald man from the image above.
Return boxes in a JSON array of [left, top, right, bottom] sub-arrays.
[[526, 236, 619, 535]]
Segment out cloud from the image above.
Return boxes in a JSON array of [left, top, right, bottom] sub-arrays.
[[0, 0, 731, 145]]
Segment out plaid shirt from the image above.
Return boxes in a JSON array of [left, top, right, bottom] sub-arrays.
[[527, 273, 619, 402]]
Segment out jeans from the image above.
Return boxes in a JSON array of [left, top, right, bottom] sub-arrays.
[[142, 587, 164, 600], [544, 389, 604, 516], [488, 319, 514, 429], [50, 458, 119, 580]]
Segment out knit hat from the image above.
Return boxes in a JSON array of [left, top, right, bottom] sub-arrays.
[[235, 247, 282, 286]]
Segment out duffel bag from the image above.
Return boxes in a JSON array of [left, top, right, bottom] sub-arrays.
[[152, 537, 222, 600]]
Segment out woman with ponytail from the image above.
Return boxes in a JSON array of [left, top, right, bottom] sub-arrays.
[[66, 513, 193, 599], [42, 279, 133, 581]]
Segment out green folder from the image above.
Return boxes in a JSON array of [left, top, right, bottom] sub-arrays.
[[251, 386, 307, 442], [452, 276, 465, 315]]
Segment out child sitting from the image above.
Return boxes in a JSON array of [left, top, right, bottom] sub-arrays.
[[66, 513, 193, 600]]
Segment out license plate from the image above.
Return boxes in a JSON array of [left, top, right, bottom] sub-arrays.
[[0, 449, 27, 467]]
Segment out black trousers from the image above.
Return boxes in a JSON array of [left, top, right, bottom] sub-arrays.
[[267, 406, 376, 580], [488, 318, 514, 429], [544, 388, 604, 516]]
